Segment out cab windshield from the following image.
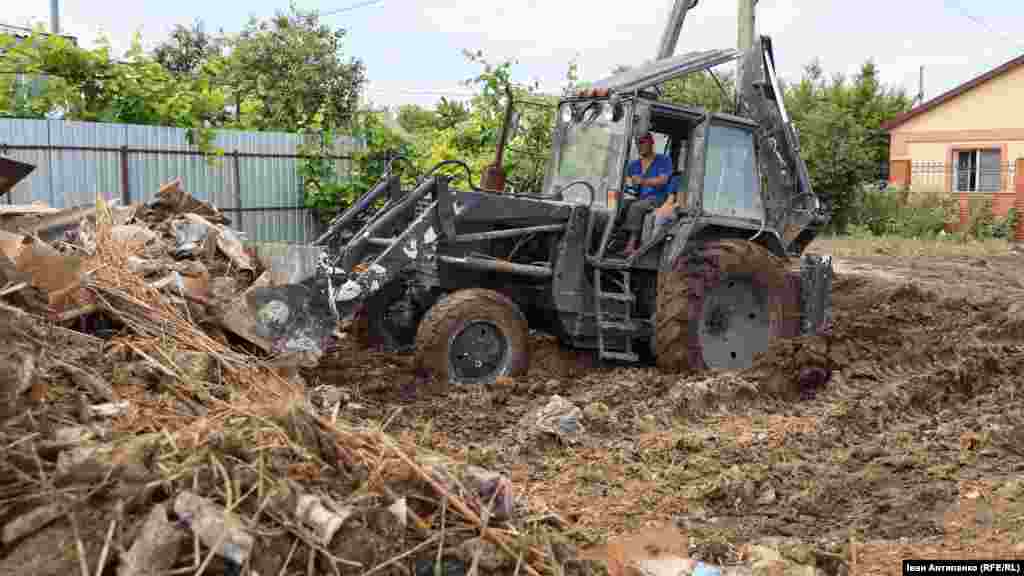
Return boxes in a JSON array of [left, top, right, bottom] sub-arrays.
[[546, 100, 628, 206]]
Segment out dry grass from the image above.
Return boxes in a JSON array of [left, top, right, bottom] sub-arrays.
[[808, 234, 1016, 258], [0, 194, 571, 576]]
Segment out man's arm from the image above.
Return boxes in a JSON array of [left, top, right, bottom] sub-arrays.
[[624, 160, 640, 186], [634, 174, 669, 187], [636, 155, 672, 187]]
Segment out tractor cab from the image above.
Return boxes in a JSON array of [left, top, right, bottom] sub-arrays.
[[541, 39, 823, 263], [542, 70, 767, 261]]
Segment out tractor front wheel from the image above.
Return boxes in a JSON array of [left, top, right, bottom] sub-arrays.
[[352, 281, 420, 352], [414, 288, 530, 387], [654, 238, 795, 373]]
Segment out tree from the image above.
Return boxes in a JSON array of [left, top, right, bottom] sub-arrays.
[[434, 97, 469, 130], [418, 49, 561, 193], [0, 30, 228, 154], [782, 59, 913, 232], [224, 2, 367, 132], [396, 104, 438, 134], [152, 20, 225, 76], [661, 68, 736, 113], [607, 64, 736, 112]]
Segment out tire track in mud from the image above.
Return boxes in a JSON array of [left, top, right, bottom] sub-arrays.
[[645, 261, 1024, 559], [307, 254, 1024, 567]]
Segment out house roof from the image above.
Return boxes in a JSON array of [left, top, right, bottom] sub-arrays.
[[882, 52, 1024, 131]]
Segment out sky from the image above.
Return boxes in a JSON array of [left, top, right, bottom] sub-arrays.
[[3, 0, 1024, 110]]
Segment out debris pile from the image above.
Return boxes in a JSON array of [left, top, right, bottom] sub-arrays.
[[0, 179, 576, 576]]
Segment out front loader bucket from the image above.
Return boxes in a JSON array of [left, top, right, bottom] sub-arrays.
[[242, 279, 338, 356], [221, 244, 340, 363], [227, 172, 443, 364], [0, 156, 36, 197]]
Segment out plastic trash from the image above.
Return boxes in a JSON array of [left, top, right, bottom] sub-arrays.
[[692, 562, 722, 576], [172, 220, 209, 258]]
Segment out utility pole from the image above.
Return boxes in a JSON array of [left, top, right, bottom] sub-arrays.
[[50, 0, 60, 35], [736, 0, 757, 111], [917, 65, 925, 105], [737, 0, 756, 54]]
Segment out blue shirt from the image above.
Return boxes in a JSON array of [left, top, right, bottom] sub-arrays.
[[627, 153, 673, 204]]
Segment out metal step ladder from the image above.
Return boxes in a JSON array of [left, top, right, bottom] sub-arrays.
[[587, 192, 640, 363], [593, 265, 638, 362]]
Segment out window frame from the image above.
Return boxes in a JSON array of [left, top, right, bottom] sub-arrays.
[[954, 147, 1002, 193], [699, 119, 764, 222]]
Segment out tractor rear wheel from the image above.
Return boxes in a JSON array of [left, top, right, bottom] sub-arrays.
[[414, 288, 530, 386], [654, 238, 794, 373]]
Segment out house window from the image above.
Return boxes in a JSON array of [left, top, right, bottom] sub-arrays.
[[955, 148, 1001, 192]]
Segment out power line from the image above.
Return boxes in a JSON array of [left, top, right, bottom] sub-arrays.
[[947, 0, 1024, 50], [321, 0, 384, 17], [363, 88, 475, 97]]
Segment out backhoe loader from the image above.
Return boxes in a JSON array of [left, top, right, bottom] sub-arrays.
[[245, 0, 834, 386]]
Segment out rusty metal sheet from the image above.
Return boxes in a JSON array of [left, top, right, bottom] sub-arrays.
[[0, 156, 36, 198]]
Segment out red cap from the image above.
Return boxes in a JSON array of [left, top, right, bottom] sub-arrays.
[[637, 132, 654, 144]]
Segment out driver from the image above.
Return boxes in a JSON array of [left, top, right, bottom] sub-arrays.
[[623, 131, 673, 256]]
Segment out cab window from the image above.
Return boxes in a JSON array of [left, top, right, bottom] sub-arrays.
[[702, 123, 762, 220]]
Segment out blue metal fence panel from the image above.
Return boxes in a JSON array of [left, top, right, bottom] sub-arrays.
[[0, 118, 51, 205], [0, 118, 359, 243], [46, 120, 124, 208], [123, 123, 232, 207]]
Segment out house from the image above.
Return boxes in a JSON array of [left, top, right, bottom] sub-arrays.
[[882, 52, 1024, 233]]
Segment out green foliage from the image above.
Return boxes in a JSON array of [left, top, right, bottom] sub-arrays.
[[0, 29, 228, 158], [298, 48, 570, 215], [968, 199, 1019, 240], [850, 185, 956, 238], [300, 111, 421, 220], [225, 2, 367, 132], [446, 49, 560, 192], [783, 60, 913, 232], [152, 20, 226, 77], [1, 3, 365, 163], [848, 183, 1020, 241], [435, 97, 470, 130], [0, 18, 930, 232], [995, 208, 1020, 240], [396, 104, 439, 134], [660, 69, 737, 113]]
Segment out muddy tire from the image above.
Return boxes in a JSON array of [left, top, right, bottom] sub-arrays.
[[351, 282, 419, 352], [414, 288, 530, 386], [654, 238, 795, 373]]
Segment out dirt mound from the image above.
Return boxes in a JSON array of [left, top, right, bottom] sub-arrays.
[[736, 268, 1024, 404]]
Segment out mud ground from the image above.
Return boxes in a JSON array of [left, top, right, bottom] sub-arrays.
[[308, 250, 1024, 574]]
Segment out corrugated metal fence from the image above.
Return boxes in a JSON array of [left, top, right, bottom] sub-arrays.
[[0, 118, 361, 244]]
